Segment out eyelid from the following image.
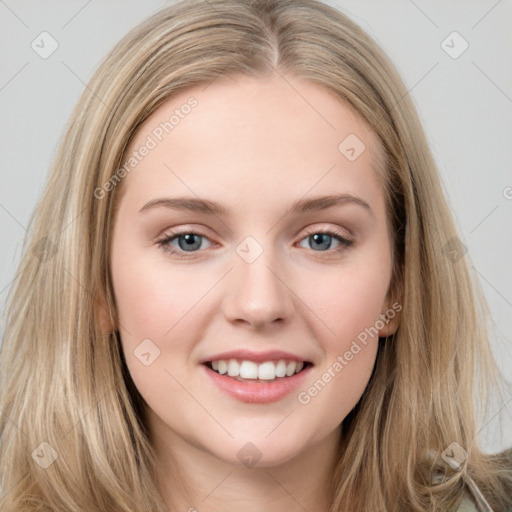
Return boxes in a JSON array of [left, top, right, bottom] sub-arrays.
[[300, 224, 354, 243], [156, 225, 212, 241]]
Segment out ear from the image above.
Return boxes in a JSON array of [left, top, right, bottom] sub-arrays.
[[378, 293, 402, 338], [94, 292, 115, 334]]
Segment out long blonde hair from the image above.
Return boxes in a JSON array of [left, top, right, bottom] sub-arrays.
[[1, 1, 510, 510]]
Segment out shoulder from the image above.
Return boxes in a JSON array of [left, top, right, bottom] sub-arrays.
[[455, 489, 512, 512], [454, 490, 478, 512]]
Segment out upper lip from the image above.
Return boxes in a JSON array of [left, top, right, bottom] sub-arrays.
[[200, 349, 312, 364]]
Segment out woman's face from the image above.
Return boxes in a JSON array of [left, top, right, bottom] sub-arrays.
[[106, 73, 399, 468]]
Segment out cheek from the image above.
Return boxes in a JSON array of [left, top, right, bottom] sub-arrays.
[[110, 246, 203, 417], [294, 254, 389, 418], [304, 258, 391, 345], [295, 270, 384, 427], [111, 243, 205, 339], [297, 339, 378, 437], [109, 239, 202, 391]]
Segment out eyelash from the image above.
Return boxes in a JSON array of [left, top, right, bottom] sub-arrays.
[[155, 227, 354, 259]]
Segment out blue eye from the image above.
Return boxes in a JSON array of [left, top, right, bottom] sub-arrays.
[[156, 228, 353, 258], [156, 232, 211, 256], [298, 231, 352, 252]]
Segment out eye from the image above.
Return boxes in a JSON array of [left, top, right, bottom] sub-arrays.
[[156, 230, 213, 258], [297, 227, 353, 254], [155, 227, 354, 258]]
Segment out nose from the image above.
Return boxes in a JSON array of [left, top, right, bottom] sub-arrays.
[[221, 240, 295, 330]]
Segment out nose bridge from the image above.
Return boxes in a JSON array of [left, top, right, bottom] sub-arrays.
[[222, 234, 294, 327]]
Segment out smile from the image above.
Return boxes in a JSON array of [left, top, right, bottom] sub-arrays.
[[202, 359, 314, 403], [206, 358, 311, 381]]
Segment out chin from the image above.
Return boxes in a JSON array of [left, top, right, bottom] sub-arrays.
[[208, 435, 309, 469]]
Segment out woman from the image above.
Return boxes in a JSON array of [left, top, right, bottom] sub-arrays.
[[1, 0, 511, 510]]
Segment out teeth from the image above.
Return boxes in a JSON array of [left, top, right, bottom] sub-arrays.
[[258, 361, 275, 380], [208, 358, 306, 380], [275, 360, 287, 377], [227, 359, 240, 377], [240, 360, 258, 379], [218, 360, 227, 375]]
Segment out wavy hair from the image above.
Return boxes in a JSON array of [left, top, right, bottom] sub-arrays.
[[1, 0, 511, 510]]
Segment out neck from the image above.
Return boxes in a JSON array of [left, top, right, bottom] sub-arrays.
[[149, 416, 341, 512]]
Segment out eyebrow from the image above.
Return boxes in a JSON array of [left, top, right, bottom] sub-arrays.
[[139, 193, 374, 218]]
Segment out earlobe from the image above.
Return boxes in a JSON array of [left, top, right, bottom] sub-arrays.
[[378, 299, 402, 338], [95, 293, 115, 334]]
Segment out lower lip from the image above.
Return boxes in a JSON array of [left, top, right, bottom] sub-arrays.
[[201, 364, 313, 403]]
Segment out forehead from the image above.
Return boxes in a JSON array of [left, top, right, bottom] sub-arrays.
[[118, 73, 386, 213]]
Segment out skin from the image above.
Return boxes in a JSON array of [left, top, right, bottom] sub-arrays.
[[100, 72, 400, 512]]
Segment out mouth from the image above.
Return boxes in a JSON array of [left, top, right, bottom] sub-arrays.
[[203, 359, 314, 383], [201, 357, 314, 403]]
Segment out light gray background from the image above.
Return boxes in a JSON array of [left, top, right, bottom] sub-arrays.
[[1, 0, 511, 452]]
